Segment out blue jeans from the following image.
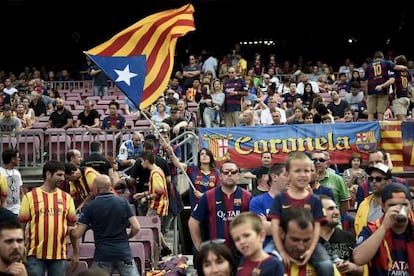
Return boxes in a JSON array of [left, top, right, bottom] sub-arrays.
[[27, 256, 66, 276], [92, 259, 140, 276], [93, 85, 108, 97]]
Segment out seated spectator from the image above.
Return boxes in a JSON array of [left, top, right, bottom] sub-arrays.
[[0, 104, 22, 133], [29, 91, 47, 117], [116, 131, 143, 170], [75, 98, 100, 129], [47, 98, 73, 129], [15, 102, 32, 129]]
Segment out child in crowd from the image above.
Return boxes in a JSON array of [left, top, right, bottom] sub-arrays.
[[229, 212, 285, 275], [268, 152, 333, 274]]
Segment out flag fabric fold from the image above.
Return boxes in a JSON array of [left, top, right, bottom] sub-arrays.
[[85, 4, 195, 110]]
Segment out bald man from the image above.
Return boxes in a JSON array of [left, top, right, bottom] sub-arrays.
[[116, 131, 144, 170], [71, 175, 140, 275]]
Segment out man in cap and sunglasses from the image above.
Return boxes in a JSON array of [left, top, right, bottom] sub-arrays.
[[354, 163, 393, 237]]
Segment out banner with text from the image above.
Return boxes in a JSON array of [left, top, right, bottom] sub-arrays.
[[199, 122, 380, 169]]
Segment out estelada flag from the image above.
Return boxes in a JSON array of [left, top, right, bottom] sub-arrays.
[[85, 4, 195, 110]]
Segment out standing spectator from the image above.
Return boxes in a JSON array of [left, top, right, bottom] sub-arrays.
[[312, 151, 350, 217], [79, 55, 93, 81], [391, 54, 412, 121], [101, 101, 126, 152], [75, 98, 100, 129], [269, 152, 333, 275], [90, 62, 111, 97], [165, 146, 219, 211], [229, 212, 285, 275], [47, 98, 73, 129], [19, 161, 78, 276], [124, 139, 170, 215], [319, 195, 363, 275], [353, 183, 414, 275], [0, 220, 28, 275], [132, 151, 172, 257], [249, 163, 288, 250], [202, 50, 218, 80], [188, 161, 251, 261], [0, 175, 7, 208], [363, 50, 406, 121], [355, 148, 408, 209], [0, 149, 23, 216], [354, 163, 393, 237], [243, 151, 273, 180], [342, 153, 368, 193], [66, 149, 83, 168], [183, 54, 202, 91], [222, 67, 247, 127], [81, 141, 113, 176], [71, 174, 141, 276]]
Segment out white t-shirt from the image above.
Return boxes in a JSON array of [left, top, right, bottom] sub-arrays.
[[0, 167, 23, 215]]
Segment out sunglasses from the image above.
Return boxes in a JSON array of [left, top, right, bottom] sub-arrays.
[[312, 158, 327, 163], [200, 239, 226, 249], [221, 170, 238, 175], [368, 176, 388, 182]]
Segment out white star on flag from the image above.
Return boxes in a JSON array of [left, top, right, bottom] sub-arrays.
[[114, 64, 138, 86]]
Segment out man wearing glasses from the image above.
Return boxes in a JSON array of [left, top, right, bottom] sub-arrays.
[[311, 151, 350, 217], [188, 161, 251, 260], [354, 163, 393, 237]]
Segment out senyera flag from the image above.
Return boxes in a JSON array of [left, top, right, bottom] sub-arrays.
[[85, 4, 195, 110]]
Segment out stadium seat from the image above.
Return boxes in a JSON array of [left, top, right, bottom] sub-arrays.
[[130, 228, 155, 270], [130, 241, 146, 274], [65, 260, 88, 276], [44, 129, 71, 161], [136, 215, 161, 247], [17, 129, 42, 165], [0, 135, 17, 152]]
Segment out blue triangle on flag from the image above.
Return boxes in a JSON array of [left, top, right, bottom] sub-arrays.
[[86, 54, 146, 109]]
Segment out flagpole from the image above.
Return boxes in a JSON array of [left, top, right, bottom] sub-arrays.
[[140, 111, 197, 192]]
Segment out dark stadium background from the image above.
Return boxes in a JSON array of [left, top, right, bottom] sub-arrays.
[[1, 0, 412, 74]]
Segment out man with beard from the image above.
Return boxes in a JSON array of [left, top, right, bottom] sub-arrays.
[[319, 195, 363, 275], [47, 98, 73, 129], [0, 220, 27, 276]]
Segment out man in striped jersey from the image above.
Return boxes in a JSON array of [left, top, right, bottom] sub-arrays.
[[19, 161, 78, 276]]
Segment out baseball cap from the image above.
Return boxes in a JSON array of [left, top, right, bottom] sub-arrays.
[[381, 183, 412, 203], [365, 163, 392, 179]]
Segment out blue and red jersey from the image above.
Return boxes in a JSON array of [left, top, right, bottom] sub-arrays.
[[364, 59, 396, 95], [191, 186, 251, 248]]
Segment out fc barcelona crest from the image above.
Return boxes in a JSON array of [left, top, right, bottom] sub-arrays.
[[203, 134, 233, 161], [355, 131, 377, 153]]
